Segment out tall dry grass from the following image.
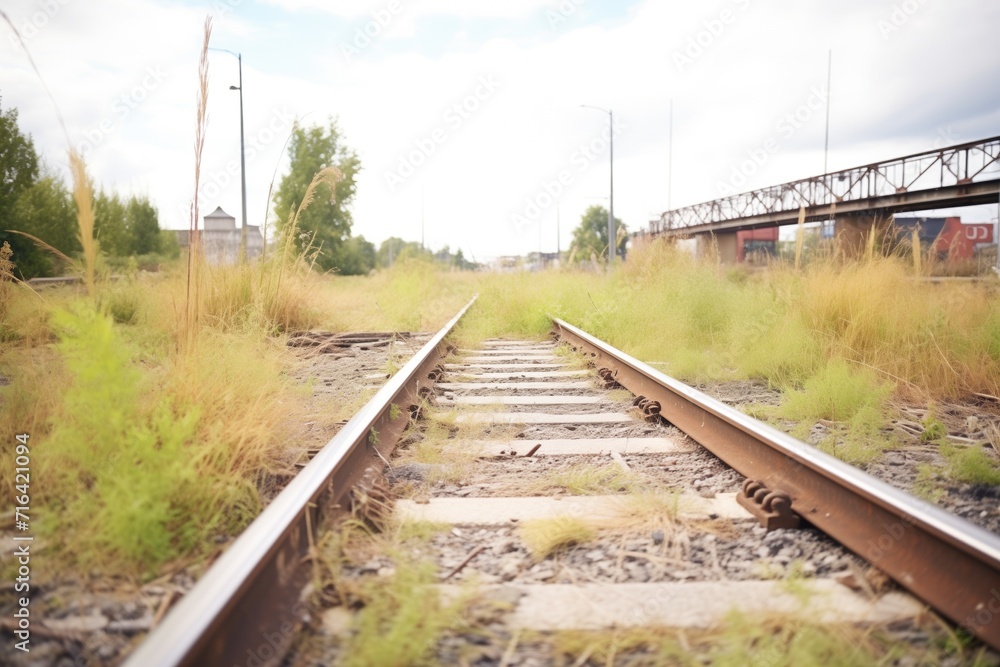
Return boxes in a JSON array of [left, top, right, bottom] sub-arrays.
[[0, 17, 321, 577], [455, 239, 1000, 465]]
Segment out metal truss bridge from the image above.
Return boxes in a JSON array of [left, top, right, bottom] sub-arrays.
[[648, 135, 1000, 236]]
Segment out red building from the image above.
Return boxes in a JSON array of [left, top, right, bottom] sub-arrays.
[[894, 217, 994, 260], [736, 227, 779, 263]]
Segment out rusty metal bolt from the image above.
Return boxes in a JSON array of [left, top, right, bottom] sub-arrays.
[[763, 491, 791, 514], [743, 479, 763, 497]]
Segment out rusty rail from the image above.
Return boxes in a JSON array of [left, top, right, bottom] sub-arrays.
[[553, 316, 1000, 650], [124, 296, 477, 667]]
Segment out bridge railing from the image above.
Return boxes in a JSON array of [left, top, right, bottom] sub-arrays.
[[650, 136, 1000, 233]]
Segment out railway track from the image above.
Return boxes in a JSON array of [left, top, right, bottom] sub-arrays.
[[124, 297, 1000, 666]]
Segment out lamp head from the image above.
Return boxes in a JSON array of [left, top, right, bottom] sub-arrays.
[[230, 85, 240, 91]]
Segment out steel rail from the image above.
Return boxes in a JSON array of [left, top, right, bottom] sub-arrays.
[[552, 316, 1000, 651], [125, 296, 477, 667]]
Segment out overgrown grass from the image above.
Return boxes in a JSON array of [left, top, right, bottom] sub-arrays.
[[457, 241, 1000, 469], [312, 258, 476, 333], [546, 611, 993, 666], [341, 560, 470, 667], [940, 444, 1000, 486], [0, 20, 320, 579], [28, 304, 297, 573]]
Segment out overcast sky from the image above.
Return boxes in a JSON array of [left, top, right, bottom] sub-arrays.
[[3, 0, 999, 261]]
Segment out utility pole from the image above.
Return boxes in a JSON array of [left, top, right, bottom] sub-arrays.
[[609, 108, 615, 267], [823, 49, 832, 242], [667, 98, 673, 216], [557, 204, 561, 264], [538, 217, 542, 267], [207, 47, 248, 261], [580, 105, 615, 268], [823, 50, 832, 176]]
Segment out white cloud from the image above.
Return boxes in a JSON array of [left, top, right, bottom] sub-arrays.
[[3, 0, 997, 261], [260, 0, 560, 20]]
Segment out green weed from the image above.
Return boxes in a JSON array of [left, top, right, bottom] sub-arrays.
[[342, 560, 469, 667], [37, 307, 222, 572], [920, 409, 948, 443], [940, 443, 1000, 486]]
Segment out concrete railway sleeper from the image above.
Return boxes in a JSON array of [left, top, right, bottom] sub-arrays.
[[124, 299, 1000, 666]]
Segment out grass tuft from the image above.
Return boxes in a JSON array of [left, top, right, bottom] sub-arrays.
[[940, 443, 1000, 486], [526, 462, 640, 496], [518, 516, 596, 560]]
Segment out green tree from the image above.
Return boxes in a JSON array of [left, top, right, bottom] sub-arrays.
[[94, 190, 131, 256], [333, 235, 376, 275], [9, 175, 78, 278], [376, 237, 427, 268], [0, 99, 38, 224], [127, 196, 160, 255], [0, 98, 43, 278], [569, 205, 627, 263], [158, 229, 181, 259], [273, 119, 360, 272]]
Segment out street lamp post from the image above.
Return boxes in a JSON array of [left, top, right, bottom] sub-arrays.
[[581, 105, 614, 268], [208, 47, 248, 260]]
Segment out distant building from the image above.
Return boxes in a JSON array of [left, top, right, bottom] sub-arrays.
[[175, 207, 264, 264], [894, 216, 995, 260], [693, 226, 779, 264], [737, 227, 778, 264], [527, 251, 561, 271]]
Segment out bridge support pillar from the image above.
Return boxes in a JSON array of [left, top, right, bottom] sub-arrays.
[[696, 231, 738, 263], [834, 214, 892, 257]]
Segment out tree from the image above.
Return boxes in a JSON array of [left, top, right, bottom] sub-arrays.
[[0, 98, 43, 278], [273, 119, 360, 272], [94, 191, 131, 256], [333, 235, 376, 275], [92, 192, 161, 257], [0, 98, 39, 225], [569, 205, 627, 263], [9, 175, 78, 278], [127, 196, 160, 255], [376, 237, 427, 268]]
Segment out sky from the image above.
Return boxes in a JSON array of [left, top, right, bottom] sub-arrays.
[[2, 0, 999, 262]]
